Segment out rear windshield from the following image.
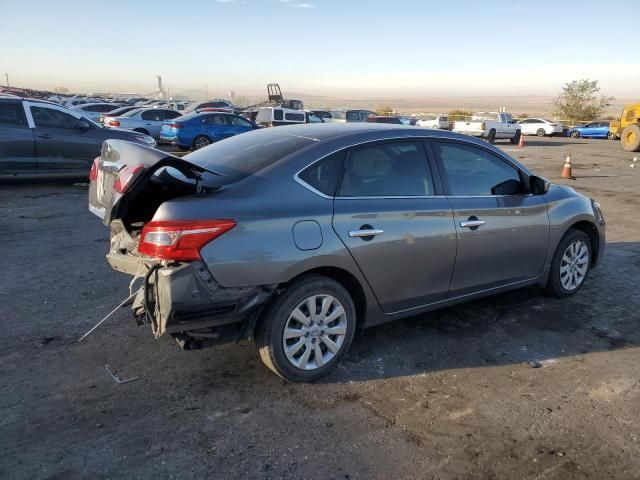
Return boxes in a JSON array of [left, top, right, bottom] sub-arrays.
[[185, 129, 315, 180]]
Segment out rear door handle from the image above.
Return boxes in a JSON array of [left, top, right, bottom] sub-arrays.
[[349, 229, 384, 238], [460, 220, 485, 228]]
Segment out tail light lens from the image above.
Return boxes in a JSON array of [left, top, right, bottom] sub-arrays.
[[113, 164, 145, 193], [138, 220, 236, 261], [108, 120, 120, 127], [167, 123, 182, 129], [89, 157, 99, 181]]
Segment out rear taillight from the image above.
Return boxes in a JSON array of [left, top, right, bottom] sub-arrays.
[[113, 164, 145, 193], [108, 120, 120, 127], [89, 157, 99, 181], [168, 123, 182, 129], [138, 220, 236, 261]]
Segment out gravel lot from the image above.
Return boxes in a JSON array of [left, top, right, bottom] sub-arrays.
[[1, 136, 639, 480]]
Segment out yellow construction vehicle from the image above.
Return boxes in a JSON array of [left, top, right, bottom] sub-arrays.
[[610, 103, 640, 151]]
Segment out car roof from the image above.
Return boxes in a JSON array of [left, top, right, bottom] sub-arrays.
[[260, 122, 473, 142]]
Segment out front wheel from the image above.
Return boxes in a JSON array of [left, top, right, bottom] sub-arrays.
[[537, 128, 546, 137], [570, 130, 581, 139], [256, 275, 356, 382], [510, 129, 521, 144], [546, 229, 592, 298]]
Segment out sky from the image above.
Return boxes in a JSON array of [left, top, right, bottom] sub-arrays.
[[1, 0, 638, 98]]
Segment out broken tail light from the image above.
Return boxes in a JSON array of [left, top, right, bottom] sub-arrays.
[[138, 220, 236, 261], [113, 164, 145, 193]]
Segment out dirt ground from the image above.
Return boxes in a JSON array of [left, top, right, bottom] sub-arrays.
[[1, 136, 639, 480]]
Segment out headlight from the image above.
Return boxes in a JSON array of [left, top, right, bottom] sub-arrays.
[[591, 199, 604, 223]]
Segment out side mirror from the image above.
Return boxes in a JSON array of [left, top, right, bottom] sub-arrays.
[[529, 175, 550, 195], [77, 119, 91, 130]]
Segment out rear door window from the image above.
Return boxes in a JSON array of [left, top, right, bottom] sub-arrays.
[[229, 115, 252, 127], [0, 103, 28, 127], [205, 115, 228, 126], [339, 141, 434, 197], [141, 110, 163, 121]]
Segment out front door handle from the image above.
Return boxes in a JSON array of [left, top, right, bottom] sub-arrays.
[[349, 229, 384, 238], [460, 220, 485, 228]]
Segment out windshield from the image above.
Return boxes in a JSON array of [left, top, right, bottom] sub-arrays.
[[185, 128, 315, 181]]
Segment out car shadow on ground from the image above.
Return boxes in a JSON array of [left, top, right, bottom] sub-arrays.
[[314, 241, 640, 384]]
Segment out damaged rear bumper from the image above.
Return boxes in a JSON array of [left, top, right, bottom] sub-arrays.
[[131, 260, 275, 346]]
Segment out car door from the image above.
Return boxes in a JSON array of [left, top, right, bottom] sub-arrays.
[[0, 102, 36, 172], [332, 140, 457, 313], [140, 109, 165, 137], [430, 139, 549, 296], [205, 114, 234, 140], [228, 114, 255, 135], [28, 103, 99, 170]]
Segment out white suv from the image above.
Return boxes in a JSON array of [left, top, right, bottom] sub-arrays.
[[416, 114, 449, 129]]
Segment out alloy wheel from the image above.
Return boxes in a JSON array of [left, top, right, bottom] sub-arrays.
[[560, 239, 589, 291], [282, 294, 347, 371]]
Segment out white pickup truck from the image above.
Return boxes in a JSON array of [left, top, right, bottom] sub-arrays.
[[453, 112, 521, 144]]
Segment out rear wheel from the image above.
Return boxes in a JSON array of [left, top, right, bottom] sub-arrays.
[[546, 229, 592, 298], [256, 275, 356, 382], [192, 135, 211, 150], [536, 128, 546, 137], [607, 132, 617, 140], [570, 130, 581, 138], [486, 129, 496, 144], [621, 124, 640, 151]]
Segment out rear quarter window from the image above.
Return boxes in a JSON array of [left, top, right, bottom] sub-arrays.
[[298, 151, 345, 196]]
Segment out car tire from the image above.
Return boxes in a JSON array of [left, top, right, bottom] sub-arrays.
[[570, 130, 581, 139], [133, 128, 149, 135], [486, 129, 496, 144], [192, 135, 211, 150], [536, 128, 546, 137], [607, 132, 617, 140], [255, 274, 357, 382], [546, 229, 592, 298], [510, 129, 521, 144]]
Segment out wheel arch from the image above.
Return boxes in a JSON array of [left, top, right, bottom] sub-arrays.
[[282, 267, 367, 329]]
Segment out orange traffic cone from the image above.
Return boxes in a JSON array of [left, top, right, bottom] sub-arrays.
[[561, 154, 575, 179], [518, 131, 525, 148]]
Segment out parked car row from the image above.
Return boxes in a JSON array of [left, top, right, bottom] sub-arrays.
[[0, 97, 155, 174]]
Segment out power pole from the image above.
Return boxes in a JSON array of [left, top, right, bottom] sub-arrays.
[[205, 84, 208, 98], [4, 73, 9, 87]]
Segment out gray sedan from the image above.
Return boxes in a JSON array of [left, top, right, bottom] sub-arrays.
[[103, 107, 181, 138], [0, 98, 155, 174], [89, 124, 605, 382]]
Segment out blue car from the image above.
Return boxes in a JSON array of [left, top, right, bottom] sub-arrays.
[[567, 121, 610, 139], [160, 112, 258, 150]]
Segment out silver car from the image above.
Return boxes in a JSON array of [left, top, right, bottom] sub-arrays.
[[103, 107, 181, 138], [89, 124, 605, 382]]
